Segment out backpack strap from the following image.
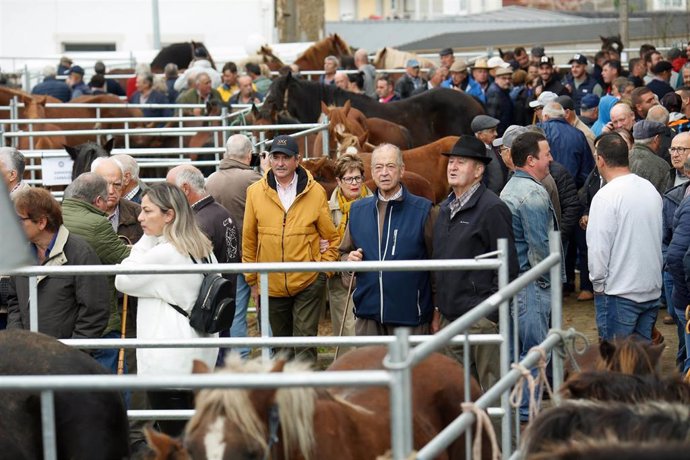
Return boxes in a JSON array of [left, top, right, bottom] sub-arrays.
[[169, 303, 189, 318]]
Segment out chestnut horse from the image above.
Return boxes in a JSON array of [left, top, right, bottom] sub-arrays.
[[0, 330, 129, 460], [565, 337, 665, 379], [293, 34, 352, 72], [373, 47, 436, 70], [147, 346, 489, 460], [262, 73, 483, 147], [313, 101, 413, 158]]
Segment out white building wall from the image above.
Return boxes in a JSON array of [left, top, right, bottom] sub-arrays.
[[0, 0, 274, 65]]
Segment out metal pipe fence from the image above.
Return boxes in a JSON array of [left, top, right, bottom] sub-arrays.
[[1, 232, 564, 459]]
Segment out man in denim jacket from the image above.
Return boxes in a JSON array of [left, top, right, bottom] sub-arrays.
[[500, 130, 557, 421]]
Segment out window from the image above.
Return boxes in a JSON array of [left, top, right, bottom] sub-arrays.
[[62, 43, 116, 52]]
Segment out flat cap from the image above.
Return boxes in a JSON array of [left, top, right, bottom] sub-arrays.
[[449, 60, 468, 72], [495, 67, 513, 77], [632, 120, 666, 139], [471, 115, 500, 133], [439, 47, 454, 57], [555, 95, 575, 111], [531, 46, 545, 57], [69, 65, 84, 75], [493, 125, 529, 148]]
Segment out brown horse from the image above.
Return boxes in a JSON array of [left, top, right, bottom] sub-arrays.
[[293, 34, 352, 71], [313, 101, 413, 158], [565, 338, 665, 379], [241, 45, 286, 72], [17, 96, 67, 150], [150, 41, 215, 73], [147, 346, 488, 460], [373, 47, 436, 70]]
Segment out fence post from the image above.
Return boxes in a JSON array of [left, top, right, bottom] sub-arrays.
[[124, 122, 130, 149], [259, 272, 270, 362], [549, 231, 563, 400], [23, 64, 30, 92], [10, 96, 18, 148], [321, 116, 329, 158], [388, 327, 413, 459], [96, 107, 102, 144], [41, 390, 57, 460], [29, 276, 39, 332], [497, 238, 512, 457], [178, 108, 184, 150]]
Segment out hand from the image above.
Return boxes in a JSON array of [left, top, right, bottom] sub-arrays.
[[534, 85, 543, 96], [319, 239, 329, 254], [431, 309, 442, 334], [602, 122, 614, 134], [579, 215, 589, 230], [192, 107, 203, 117], [250, 285, 260, 313], [347, 248, 364, 262]]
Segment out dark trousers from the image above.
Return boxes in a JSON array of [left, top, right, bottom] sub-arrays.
[[147, 390, 194, 438], [269, 273, 327, 363]]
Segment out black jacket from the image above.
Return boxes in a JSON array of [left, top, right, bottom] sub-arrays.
[[549, 161, 582, 238], [433, 184, 519, 322]]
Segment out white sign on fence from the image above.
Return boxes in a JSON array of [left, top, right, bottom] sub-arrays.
[[41, 156, 73, 186]]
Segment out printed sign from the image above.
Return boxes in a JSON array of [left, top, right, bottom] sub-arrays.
[[41, 156, 74, 186]]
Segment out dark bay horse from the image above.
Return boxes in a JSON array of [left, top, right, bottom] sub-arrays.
[[147, 347, 490, 459], [150, 41, 214, 73], [0, 330, 129, 460], [65, 138, 114, 180], [262, 73, 483, 147]]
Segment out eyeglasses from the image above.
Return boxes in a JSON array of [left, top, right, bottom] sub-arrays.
[[669, 147, 690, 155], [16, 215, 32, 221], [341, 175, 363, 184]]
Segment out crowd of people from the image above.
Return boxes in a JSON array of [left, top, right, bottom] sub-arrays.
[[3, 38, 690, 448]]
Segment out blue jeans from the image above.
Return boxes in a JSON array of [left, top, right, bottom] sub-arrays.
[[217, 274, 252, 365], [664, 270, 686, 367], [595, 294, 659, 341], [511, 281, 551, 421], [92, 330, 130, 408]]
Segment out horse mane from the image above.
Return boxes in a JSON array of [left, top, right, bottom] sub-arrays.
[[527, 439, 690, 460], [187, 354, 318, 460], [596, 338, 662, 375], [560, 371, 690, 404], [522, 400, 690, 457]]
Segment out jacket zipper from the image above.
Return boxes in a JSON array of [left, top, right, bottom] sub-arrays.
[[281, 212, 290, 296], [379, 204, 394, 322], [391, 229, 398, 256]]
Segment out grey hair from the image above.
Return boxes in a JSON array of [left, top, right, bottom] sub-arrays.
[[42, 65, 57, 78], [115, 154, 140, 179], [684, 155, 690, 172], [164, 63, 179, 78], [325, 55, 340, 67], [371, 143, 404, 167], [427, 67, 437, 79], [0, 147, 25, 177], [173, 165, 206, 193], [91, 156, 124, 176], [647, 105, 670, 124], [542, 102, 565, 119], [225, 134, 253, 159], [135, 63, 151, 76], [195, 72, 211, 84], [635, 136, 656, 146], [354, 48, 369, 62], [64, 172, 108, 204]]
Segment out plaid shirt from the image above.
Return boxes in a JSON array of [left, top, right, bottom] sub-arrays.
[[448, 182, 481, 220]]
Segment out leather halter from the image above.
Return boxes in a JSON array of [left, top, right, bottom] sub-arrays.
[[276, 86, 294, 122]]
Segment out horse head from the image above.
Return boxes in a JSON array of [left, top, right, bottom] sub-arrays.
[[259, 45, 285, 70], [182, 356, 316, 460], [597, 338, 664, 375], [600, 35, 624, 55], [331, 33, 352, 58], [65, 138, 114, 180]]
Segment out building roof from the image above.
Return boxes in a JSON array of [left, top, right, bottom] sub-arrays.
[[325, 6, 686, 53]]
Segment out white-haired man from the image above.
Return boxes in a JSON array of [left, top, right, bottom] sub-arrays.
[[116, 154, 145, 204], [31, 65, 71, 102], [206, 135, 262, 358], [0, 147, 29, 198]]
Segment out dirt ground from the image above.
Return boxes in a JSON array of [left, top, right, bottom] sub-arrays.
[[249, 279, 682, 377]]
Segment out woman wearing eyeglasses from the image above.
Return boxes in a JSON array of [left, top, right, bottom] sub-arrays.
[[327, 153, 372, 343]]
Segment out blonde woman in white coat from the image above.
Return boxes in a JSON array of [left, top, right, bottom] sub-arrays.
[[115, 182, 218, 436]]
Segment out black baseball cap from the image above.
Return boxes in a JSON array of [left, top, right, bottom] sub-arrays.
[[270, 135, 299, 156]]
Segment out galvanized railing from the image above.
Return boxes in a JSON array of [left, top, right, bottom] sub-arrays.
[[2, 233, 564, 460]]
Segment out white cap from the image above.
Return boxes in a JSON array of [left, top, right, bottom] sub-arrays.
[[529, 91, 558, 108], [487, 56, 511, 69]]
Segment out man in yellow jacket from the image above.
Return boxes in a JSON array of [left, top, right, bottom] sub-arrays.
[[243, 135, 339, 362]]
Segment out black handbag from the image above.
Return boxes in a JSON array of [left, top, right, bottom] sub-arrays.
[[170, 255, 236, 334]]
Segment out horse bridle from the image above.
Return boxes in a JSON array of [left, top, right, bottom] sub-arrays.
[[276, 86, 295, 122], [264, 404, 280, 460]]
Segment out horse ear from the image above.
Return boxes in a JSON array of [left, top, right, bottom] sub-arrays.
[[321, 101, 329, 115], [647, 343, 665, 368], [248, 360, 286, 415], [64, 144, 79, 161], [498, 48, 504, 58], [343, 100, 351, 115], [599, 35, 606, 43], [599, 339, 616, 364], [103, 138, 115, 154], [251, 103, 259, 116], [192, 359, 211, 374], [144, 424, 186, 457]]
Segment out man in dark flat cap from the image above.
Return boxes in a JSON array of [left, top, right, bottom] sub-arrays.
[[471, 115, 508, 193]]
